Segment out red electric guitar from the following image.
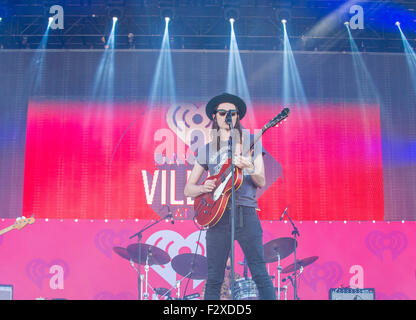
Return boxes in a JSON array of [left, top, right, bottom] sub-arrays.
[[194, 108, 290, 228]]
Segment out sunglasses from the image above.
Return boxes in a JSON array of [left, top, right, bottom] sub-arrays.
[[215, 109, 238, 117]]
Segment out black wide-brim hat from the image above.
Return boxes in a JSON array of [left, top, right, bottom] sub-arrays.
[[205, 92, 247, 120]]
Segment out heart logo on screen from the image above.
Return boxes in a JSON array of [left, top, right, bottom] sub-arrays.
[[94, 229, 134, 259], [302, 261, 343, 291], [166, 103, 212, 147], [365, 230, 408, 261], [26, 258, 70, 289]]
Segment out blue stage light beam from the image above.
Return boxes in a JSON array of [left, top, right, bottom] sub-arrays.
[[345, 23, 380, 106], [141, 17, 177, 147], [397, 23, 416, 94], [88, 17, 118, 216], [345, 22, 380, 137], [91, 17, 118, 100], [282, 21, 309, 110], [226, 19, 256, 128], [28, 17, 53, 95], [148, 17, 176, 108]]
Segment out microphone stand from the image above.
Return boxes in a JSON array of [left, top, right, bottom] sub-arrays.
[[282, 208, 300, 300], [226, 111, 237, 300], [129, 208, 173, 300]]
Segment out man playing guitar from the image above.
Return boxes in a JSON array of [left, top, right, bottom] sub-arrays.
[[184, 93, 276, 300]]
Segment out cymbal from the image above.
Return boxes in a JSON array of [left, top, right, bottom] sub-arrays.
[[113, 246, 137, 262], [126, 243, 171, 266], [171, 253, 208, 280], [263, 237, 297, 263], [282, 256, 319, 274]]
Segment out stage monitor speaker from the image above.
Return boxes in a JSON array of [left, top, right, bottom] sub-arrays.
[[329, 288, 375, 300], [0, 285, 13, 300]]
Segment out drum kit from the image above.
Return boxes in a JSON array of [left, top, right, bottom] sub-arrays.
[[113, 243, 207, 300], [113, 238, 318, 300]]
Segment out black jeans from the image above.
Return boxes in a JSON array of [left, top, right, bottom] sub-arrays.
[[204, 205, 276, 300]]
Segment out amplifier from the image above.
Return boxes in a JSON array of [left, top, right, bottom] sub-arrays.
[[0, 285, 13, 300], [329, 288, 375, 300]]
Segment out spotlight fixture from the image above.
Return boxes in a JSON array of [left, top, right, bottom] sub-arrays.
[[344, 21, 349, 26], [224, 7, 240, 22], [395, 21, 400, 27], [161, 7, 175, 22], [275, 8, 291, 25], [113, 16, 118, 22], [107, 6, 124, 21], [230, 18, 235, 24], [0, 17, 2, 22], [48, 17, 53, 25]]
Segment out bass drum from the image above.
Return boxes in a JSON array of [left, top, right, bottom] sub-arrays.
[[232, 278, 259, 300]]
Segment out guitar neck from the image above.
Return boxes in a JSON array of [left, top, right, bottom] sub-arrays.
[[243, 128, 266, 157], [0, 225, 15, 236]]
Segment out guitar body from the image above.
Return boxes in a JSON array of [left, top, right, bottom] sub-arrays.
[[194, 160, 244, 228]]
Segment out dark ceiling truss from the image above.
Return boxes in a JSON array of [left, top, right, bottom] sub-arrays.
[[0, 0, 414, 51]]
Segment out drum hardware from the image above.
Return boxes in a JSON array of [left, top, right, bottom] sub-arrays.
[[282, 285, 288, 300], [157, 268, 203, 300], [238, 257, 248, 279], [154, 287, 173, 300], [282, 256, 319, 274], [280, 207, 300, 300], [280, 257, 318, 300], [281, 266, 304, 300], [128, 207, 173, 300], [263, 237, 297, 300], [170, 253, 207, 300]]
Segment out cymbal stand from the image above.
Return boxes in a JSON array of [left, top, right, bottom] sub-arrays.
[[159, 271, 193, 300], [129, 208, 173, 300], [274, 250, 282, 300], [282, 285, 288, 300], [281, 208, 300, 300], [143, 248, 152, 300], [129, 258, 156, 300], [286, 266, 303, 300], [176, 281, 181, 299]]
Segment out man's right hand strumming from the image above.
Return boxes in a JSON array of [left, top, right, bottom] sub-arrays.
[[200, 179, 217, 193]]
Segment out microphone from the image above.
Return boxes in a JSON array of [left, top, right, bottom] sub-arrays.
[[225, 110, 233, 126], [167, 206, 174, 224], [280, 207, 288, 221]]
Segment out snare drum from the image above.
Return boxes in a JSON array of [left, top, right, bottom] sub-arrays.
[[232, 278, 259, 300]]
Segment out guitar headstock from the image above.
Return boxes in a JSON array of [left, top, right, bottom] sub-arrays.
[[263, 108, 290, 131], [14, 216, 35, 230]]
